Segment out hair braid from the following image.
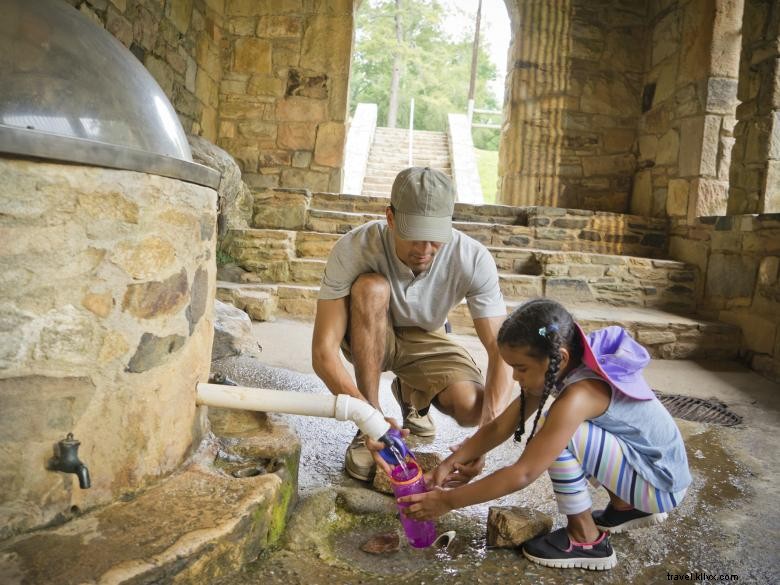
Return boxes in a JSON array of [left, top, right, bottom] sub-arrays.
[[516, 334, 562, 443]]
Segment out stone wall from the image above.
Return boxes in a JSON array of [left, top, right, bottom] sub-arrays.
[[66, 0, 227, 143], [670, 214, 780, 381], [633, 0, 742, 221], [498, 0, 646, 212], [217, 0, 354, 193], [66, 0, 354, 194], [0, 159, 217, 538], [727, 0, 780, 214]]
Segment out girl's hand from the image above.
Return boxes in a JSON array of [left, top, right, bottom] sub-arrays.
[[441, 443, 485, 487], [397, 487, 451, 521]]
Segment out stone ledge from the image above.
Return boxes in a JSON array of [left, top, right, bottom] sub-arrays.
[[0, 419, 299, 585]]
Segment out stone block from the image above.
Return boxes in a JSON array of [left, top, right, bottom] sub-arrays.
[[690, 178, 728, 219], [247, 74, 284, 96], [706, 77, 739, 114], [631, 169, 653, 216], [233, 38, 272, 74], [212, 299, 258, 360], [314, 122, 346, 167], [656, 129, 679, 166], [276, 96, 328, 122], [301, 16, 351, 72], [252, 190, 309, 230], [278, 122, 317, 150], [636, 329, 677, 345], [705, 253, 759, 299], [259, 150, 292, 169], [127, 332, 186, 372], [638, 134, 658, 162], [280, 168, 330, 191], [719, 310, 777, 354], [758, 256, 780, 286], [292, 150, 312, 168], [654, 59, 679, 104], [486, 506, 553, 548], [582, 154, 636, 177], [604, 128, 635, 153], [667, 179, 689, 216], [111, 236, 176, 279], [168, 0, 193, 34], [122, 269, 189, 319], [679, 116, 704, 177], [257, 15, 302, 37], [652, 11, 680, 67]]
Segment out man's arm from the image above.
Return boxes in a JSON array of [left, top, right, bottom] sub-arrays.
[[473, 315, 515, 426], [311, 297, 364, 401]]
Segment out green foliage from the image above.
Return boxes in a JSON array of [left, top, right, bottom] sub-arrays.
[[350, 0, 500, 132], [216, 248, 237, 267], [475, 148, 498, 203], [472, 126, 500, 151]]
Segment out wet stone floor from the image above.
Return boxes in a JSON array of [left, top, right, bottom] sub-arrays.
[[210, 355, 779, 585]]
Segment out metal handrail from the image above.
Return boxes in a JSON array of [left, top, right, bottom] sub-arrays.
[[408, 98, 415, 166]]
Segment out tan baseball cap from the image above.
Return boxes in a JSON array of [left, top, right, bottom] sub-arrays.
[[390, 167, 455, 243]]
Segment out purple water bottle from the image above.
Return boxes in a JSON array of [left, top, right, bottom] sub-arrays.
[[389, 460, 437, 548]]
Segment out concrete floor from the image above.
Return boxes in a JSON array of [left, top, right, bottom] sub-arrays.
[[211, 318, 780, 584]]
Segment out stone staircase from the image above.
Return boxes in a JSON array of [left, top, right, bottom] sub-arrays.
[[361, 127, 452, 197], [219, 189, 741, 360]]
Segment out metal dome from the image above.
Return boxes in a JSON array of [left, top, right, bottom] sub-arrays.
[[0, 0, 219, 188]]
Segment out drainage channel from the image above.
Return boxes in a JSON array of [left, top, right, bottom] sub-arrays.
[[653, 391, 742, 426]]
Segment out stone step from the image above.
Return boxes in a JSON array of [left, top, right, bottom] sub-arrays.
[[224, 228, 696, 310], [250, 189, 669, 257], [287, 208, 665, 258], [215, 281, 739, 360], [0, 419, 298, 585]]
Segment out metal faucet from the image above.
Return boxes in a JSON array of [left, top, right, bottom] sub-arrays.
[[48, 433, 91, 489]]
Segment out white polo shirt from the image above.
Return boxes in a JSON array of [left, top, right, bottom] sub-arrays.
[[318, 220, 506, 331]]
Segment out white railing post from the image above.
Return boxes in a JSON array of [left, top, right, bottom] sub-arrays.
[[408, 98, 415, 167]]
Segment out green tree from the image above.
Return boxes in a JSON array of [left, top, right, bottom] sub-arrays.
[[350, 0, 499, 142]]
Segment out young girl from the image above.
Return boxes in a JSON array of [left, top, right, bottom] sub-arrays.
[[398, 298, 691, 571]]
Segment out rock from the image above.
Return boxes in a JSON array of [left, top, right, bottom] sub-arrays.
[[216, 262, 248, 283], [372, 451, 443, 495], [212, 299, 260, 361], [486, 506, 553, 548], [360, 532, 400, 554], [189, 135, 253, 237], [336, 487, 395, 515]]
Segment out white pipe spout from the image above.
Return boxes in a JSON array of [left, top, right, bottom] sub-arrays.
[[196, 383, 391, 441]]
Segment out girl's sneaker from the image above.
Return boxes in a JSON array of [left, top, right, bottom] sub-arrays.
[[522, 528, 617, 570], [592, 503, 667, 533]]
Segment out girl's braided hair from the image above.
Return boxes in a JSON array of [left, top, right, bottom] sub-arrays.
[[497, 298, 583, 442]]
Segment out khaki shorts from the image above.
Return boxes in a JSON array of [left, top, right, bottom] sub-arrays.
[[341, 320, 483, 411]]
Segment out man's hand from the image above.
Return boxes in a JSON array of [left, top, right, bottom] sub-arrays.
[[364, 417, 409, 476]]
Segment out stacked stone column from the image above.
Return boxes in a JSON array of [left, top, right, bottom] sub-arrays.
[[727, 0, 780, 214], [218, 0, 353, 193]]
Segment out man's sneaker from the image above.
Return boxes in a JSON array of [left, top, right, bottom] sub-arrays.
[[592, 503, 667, 533], [344, 431, 375, 481], [522, 528, 617, 571], [391, 378, 436, 437]]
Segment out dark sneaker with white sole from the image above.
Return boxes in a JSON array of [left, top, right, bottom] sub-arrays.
[[522, 528, 617, 571], [592, 503, 667, 533]]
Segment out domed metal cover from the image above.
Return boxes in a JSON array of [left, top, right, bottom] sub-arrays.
[[0, 0, 220, 188]]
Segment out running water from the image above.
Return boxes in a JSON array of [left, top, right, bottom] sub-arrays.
[[389, 445, 409, 477]]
